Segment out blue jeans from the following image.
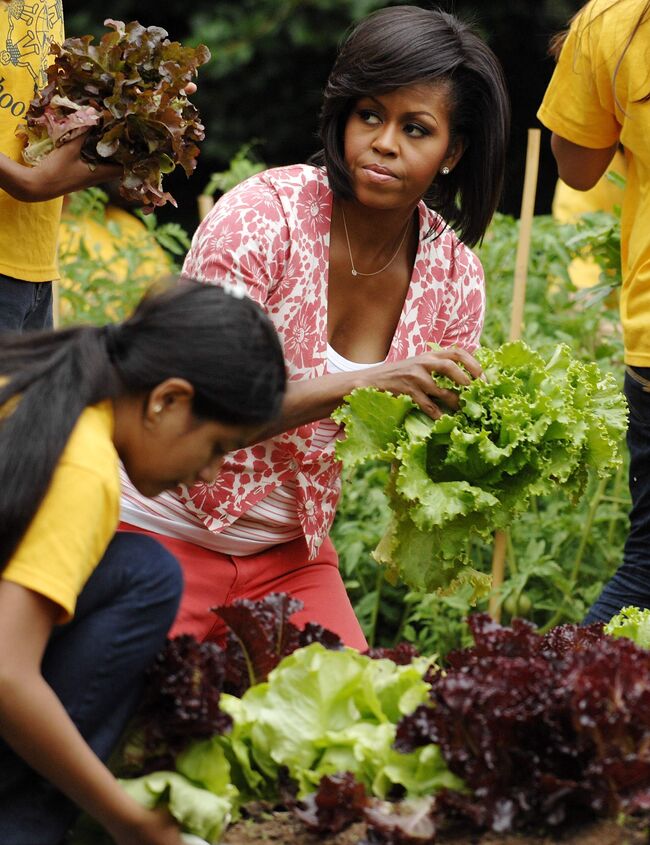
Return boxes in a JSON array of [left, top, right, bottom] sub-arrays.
[[0, 533, 183, 844], [0, 273, 53, 333], [585, 366, 650, 623]]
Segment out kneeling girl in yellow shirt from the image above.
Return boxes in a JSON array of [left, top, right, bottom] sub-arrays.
[[0, 281, 286, 845]]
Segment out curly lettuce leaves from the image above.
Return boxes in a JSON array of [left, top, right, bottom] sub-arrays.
[[395, 615, 650, 831], [335, 341, 627, 597], [333, 389, 417, 467], [605, 606, 650, 650], [17, 19, 210, 209]]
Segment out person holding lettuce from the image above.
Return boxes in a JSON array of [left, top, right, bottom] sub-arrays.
[[0, 1, 122, 332], [119, 6, 510, 650], [0, 6, 196, 333], [0, 283, 286, 844], [538, 0, 650, 622]]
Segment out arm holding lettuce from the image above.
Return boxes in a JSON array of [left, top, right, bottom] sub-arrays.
[[256, 346, 483, 442], [0, 133, 121, 202], [0, 81, 196, 203]]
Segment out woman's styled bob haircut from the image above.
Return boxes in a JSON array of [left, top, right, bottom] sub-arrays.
[[314, 5, 510, 247]]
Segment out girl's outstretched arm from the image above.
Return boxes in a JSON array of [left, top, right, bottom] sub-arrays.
[[0, 580, 184, 845]]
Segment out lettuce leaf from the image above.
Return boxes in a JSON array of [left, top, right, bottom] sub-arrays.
[[17, 19, 210, 209], [604, 606, 650, 650], [119, 771, 233, 843], [334, 341, 628, 598], [181, 643, 460, 802], [395, 614, 650, 831]]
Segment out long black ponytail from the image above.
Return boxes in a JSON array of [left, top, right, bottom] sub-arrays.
[[0, 280, 286, 567]]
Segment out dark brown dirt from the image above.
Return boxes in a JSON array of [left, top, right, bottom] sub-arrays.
[[220, 805, 650, 845]]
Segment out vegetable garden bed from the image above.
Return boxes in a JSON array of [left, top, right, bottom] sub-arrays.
[[221, 805, 649, 844]]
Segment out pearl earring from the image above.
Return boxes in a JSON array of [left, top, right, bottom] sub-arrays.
[[440, 165, 450, 175], [153, 403, 163, 414]]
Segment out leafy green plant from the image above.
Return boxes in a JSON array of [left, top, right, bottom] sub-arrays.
[[201, 141, 266, 198], [334, 342, 627, 601], [334, 211, 629, 656], [58, 187, 190, 325]]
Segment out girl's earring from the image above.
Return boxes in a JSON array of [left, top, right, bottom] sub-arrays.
[[153, 403, 163, 414], [440, 165, 450, 175]]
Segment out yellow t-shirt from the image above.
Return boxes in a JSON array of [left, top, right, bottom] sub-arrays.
[[2, 401, 120, 622], [538, 0, 650, 365], [0, 0, 64, 282]]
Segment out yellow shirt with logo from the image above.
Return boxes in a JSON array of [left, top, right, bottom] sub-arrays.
[[2, 402, 120, 622], [538, 0, 650, 365], [0, 0, 64, 282]]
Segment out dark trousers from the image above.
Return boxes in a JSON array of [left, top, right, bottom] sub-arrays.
[[0, 273, 53, 333], [585, 366, 650, 623], [0, 533, 183, 844]]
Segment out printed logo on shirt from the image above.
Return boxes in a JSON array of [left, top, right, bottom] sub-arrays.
[[1, 0, 63, 110]]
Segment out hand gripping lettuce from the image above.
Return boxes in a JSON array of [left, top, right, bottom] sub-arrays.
[[333, 341, 628, 600], [17, 19, 210, 209]]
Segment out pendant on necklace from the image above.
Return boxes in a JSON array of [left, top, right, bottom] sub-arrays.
[[351, 269, 358, 276]]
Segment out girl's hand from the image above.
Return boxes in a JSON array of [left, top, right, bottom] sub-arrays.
[[359, 346, 484, 419], [108, 805, 185, 845]]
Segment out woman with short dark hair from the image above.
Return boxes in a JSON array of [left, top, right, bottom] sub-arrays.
[[121, 5, 511, 650]]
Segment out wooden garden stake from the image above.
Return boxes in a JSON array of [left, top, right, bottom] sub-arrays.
[[488, 127, 541, 621], [197, 194, 215, 221]]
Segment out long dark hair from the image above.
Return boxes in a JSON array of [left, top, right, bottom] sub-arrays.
[[311, 5, 510, 247], [0, 281, 286, 567]]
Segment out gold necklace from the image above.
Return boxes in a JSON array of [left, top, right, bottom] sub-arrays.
[[340, 207, 411, 277]]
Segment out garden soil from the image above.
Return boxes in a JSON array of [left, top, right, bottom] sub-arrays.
[[221, 804, 650, 844]]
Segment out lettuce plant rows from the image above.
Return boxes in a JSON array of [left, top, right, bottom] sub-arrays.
[[71, 599, 650, 844]]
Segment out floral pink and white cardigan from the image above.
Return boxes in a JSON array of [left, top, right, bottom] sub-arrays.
[[180, 164, 485, 557]]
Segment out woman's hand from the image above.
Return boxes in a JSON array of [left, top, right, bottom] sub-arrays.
[[360, 346, 484, 419], [257, 345, 483, 441]]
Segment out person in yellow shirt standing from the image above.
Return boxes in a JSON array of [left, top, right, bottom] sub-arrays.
[[538, 0, 650, 622], [0, 0, 122, 332], [0, 281, 286, 844]]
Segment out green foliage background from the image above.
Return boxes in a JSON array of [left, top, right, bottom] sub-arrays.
[[64, 0, 583, 228]]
